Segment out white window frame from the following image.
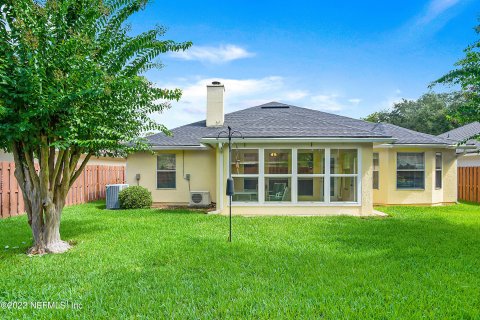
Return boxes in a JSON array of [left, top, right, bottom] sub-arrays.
[[329, 148, 360, 203], [396, 152, 425, 190], [230, 148, 260, 203], [230, 146, 361, 206], [156, 154, 176, 189], [297, 148, 326, 203], [435, 152, 442, 190], [373, 152, 379, 190], [264, 148, 293, 203]]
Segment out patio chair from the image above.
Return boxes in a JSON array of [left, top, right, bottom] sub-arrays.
[[268, 183, 287, 201]]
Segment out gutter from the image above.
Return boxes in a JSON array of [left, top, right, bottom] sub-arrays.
[[374, 143, 477, 149], [201, 137, 396, 144], [150, 145, 210, 151]]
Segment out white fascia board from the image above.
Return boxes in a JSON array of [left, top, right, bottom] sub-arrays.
[[201, 137, 396, 144], [150, 145, 210, 151], [374, 143, 475, 149]]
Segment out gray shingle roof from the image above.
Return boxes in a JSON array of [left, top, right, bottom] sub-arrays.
[[146, 102, 456, 147], [438, 122, 480, 153]]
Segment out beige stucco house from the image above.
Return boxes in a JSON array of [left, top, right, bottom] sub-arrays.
[[127, 82, 468, 216]]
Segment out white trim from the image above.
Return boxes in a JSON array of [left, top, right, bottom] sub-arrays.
[[204, 137, 395, 144], [374, 143, 465, 149], [358, 147, 362, 202], [292, 148, 298, 203], [435, 152, 442, 190], [228, 146, 361, 206], [259, 148, 265, 205], [396, 152, 426, 190], [325, 148, 331, 204], [231, 202, 361, 207], [156, 154, 176, 189], [151, 145, 209, 150]]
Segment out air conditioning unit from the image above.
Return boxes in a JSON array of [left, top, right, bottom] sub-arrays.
[[106, 184, 129, 209], [189, 191, 211, 207]]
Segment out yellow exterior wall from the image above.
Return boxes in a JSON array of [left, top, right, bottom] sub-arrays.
[[127, 144, 458, 213], [373, 147, 457, 205], [126, 150, 216, 204]]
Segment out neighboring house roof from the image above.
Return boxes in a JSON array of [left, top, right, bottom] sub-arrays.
[[438, 122, 480, 153], [146, 102, 457, 148]]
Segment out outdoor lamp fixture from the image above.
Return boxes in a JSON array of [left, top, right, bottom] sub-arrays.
[[217, 126, 243, 242]]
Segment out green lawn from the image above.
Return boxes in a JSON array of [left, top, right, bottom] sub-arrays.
[[1, 202, 480, 319]]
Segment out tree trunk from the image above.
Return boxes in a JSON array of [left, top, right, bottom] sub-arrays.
[[41, 200, 70, 254], [11, 143, 89, 255]]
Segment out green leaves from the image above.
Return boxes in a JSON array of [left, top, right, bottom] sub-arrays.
[[363, 93, 465, 135], [0, 0, 191, 155], [432, 19, 480, 126]]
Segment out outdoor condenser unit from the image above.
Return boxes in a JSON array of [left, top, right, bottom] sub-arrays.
[[189, 191, 211, 207], [106, 184, 129, 209]]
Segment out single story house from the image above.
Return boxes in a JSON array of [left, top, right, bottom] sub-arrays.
[[127, 82, 467, 216], [438, 122, 480, 167]]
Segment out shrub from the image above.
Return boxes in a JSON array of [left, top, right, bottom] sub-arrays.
[[119, 186, 152, 209]]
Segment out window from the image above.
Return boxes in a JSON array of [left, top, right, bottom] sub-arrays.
[[265, 149, 292, 202], [373, 153, 379, 189], [232, 149, 258, 174], [435, 152, 442, 189], [231, 147, 361, 204], [231, 149, 259, 202], [330, 149, 358, 202], [397, 153, 424, 189], [157, 154, 176, 189], [265, 149, 291, 174], [297, 149, 325, 202], [265, 177, 291, 202]]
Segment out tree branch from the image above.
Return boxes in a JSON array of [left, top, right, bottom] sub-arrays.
[[22, 143, 40, 189], [11, 142, 33, 225], [50, 149, 65, 190]]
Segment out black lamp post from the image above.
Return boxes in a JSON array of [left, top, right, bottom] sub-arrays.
[[217, 126, 243, 242]]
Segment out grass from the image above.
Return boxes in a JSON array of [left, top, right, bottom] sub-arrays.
[[1, 202, 480, 319]]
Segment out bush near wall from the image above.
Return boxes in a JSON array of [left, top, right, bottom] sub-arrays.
[[119, 186, 152, 209]]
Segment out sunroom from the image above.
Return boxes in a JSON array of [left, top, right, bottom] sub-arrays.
[[227, 146, 362, 206]]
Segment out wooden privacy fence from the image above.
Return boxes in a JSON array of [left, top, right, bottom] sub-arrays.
[[458, 167, 480, 203], [0, 162, 125, 218]]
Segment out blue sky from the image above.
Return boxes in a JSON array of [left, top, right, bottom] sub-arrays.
[[129, 0, 480, 129]]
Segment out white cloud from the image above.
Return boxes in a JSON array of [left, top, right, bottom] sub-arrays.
[[152, 76, 362, 129], [391, 0, 465, 43], [417, 0, 461, 25], [347, 98, 362, 105], [311, 94, 343, 112], [380, 89, 407, 110], [170, 44, 255, 64]]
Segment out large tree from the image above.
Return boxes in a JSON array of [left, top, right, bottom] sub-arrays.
[[0, 0, 191, 254], [363, 92, 463, 135], [432, 22, 480, 126]]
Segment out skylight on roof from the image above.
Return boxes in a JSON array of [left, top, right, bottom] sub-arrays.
[[260, 105, 290, 109]]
